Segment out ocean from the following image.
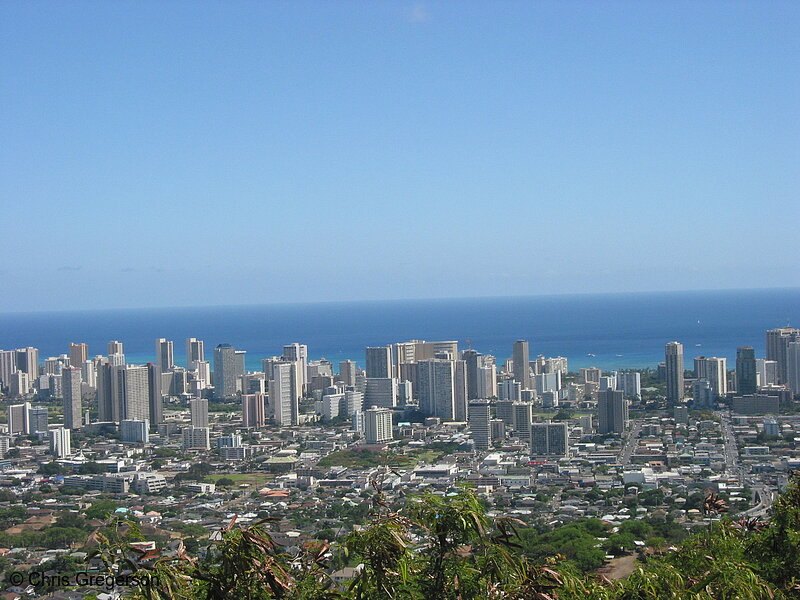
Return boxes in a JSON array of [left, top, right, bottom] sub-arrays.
[[0, 288, 798, 372]]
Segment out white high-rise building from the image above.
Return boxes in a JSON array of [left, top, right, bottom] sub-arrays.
[[338, 360, 357, 387], [282, 343, 308, 394], [0, 350, 16, 389], [15, 347, 39, 383], [49, 427, 71, 458], [615, 372, 642, 398], [786, 341, 800, 396], [62, 366, 82, 430], [155, 339, 175, 372], [213, 344, 244, 399], [114, 365, 150, 422], [665, 342, 685, 403], [364, 406, 392, 444], [694, 356, 727, 399], [268, 362, 297, 426], [476, 361, 497, 399], [468, 401, 491, 449]]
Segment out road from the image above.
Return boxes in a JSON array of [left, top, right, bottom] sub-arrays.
[[618, 419, 643, 466], [720, 411, 774, 518]]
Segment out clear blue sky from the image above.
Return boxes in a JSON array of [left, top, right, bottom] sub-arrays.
[[2, 1, 799, 312]]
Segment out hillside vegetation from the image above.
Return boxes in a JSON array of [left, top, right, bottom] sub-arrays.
[[90, 472, 800, 600]]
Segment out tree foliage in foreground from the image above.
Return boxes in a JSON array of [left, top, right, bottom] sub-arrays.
[[90, 472, 800, 600]]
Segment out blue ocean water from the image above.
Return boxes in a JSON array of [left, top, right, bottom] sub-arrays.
[[0, 288, 798, 372]]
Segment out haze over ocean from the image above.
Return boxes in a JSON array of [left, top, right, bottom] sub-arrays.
[[1, 288, 798, 372]]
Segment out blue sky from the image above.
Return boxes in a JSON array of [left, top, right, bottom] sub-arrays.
[[2, 1, 798, 311]]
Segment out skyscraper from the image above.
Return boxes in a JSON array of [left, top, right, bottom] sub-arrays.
[[338, 360, 357, 386], [417, 359, 455, 420], [597, 388, 628, 434], [282, 343, 307, 394], [512, 340, 532, 390], [62, 366, 82, 430], [147, 363, 163, 426], [213, 344, 243, 399], [69, 343, 88, 369], [736, 347, 758, 394], [694, 356, 728, 399], [242, 393, 266, 428], [155, 339, 175, 372], [364, 378, 398, 408], [787, 341, 800, 396], [468, 400, 491, 449], [15, 347, 39, 383], [664, 342, 684, 404], [190, 398, 209, 427], [766, 327, 800, 385], [7, 402, 30, 434], [365, 346, 393, 379], [186, 338, 205, 368], [115, 365, 150, 422], [462, 350, 481, 400], [268, 362, 297, 426]]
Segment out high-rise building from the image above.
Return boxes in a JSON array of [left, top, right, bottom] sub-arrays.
[[694, 356, 728, 399], [766, 327, 800, 385], [665, 342, 684, 403], [155, 339, 174, 372], [736, 347, 758, 395], [186, 338, 205, 368], [462, 350, 481, 400], [121, 419, 149, 443], [107, 341, 124, 355], [364, 378, 398, 409], [692, 379, 714, 408], [512, 401, 533, 438], [242, 393, 266, 428], [498, 378, 522, 402], [580, 367, 602, 384], [49, 427, 71, 457], [597, 388, 628, 434], [282, 343, 308, 394], [397, 380, 412, 406], [417, 359, 455, 420], [214, 344, 243, 399], [786, 341, 800, 396], [512, 340, 532, 390], [268, 362, 297, 426], [756, 359, 779, 387], [365, 346, 393, 379], [28, 406, 49, 435], [190, 398, 209, 427], [616, 372, 642, 398], [468, 401, 491, 449], [7, 402, 30, 435], [147, 363, 163, 426], [115, 365, 150, 422], [338, 360, 357, 387], [62, 366, 82, 430], [531, 422, 568, 457], [364, 406, 392, 444], [69, 343, 88, 369], [15, 347, 39, 383], [453, 360, 468, 421], [476, 362, 497, 399], [8, 371, 30, 398], [182, 426, 210, 450], [0, 350, 16, 389]]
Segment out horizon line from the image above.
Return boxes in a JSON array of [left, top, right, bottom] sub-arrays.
[[1, 285, 799, 317]]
